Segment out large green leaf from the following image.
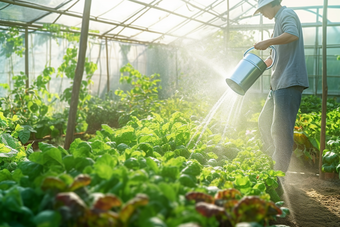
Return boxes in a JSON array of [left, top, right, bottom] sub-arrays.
[[94, 154, 117, 180], [3, 187, 23, 212], [234, 176, 251, 188], [2, 133, 17, 149], [29, 145, 64, 169], [18, 129, 30, 144], [18, 161, 43, 179], [0, 169, 12, 182], [101, 124, 115, 134], [91, 140, 111, 154], [33, 210, 61, 227], [74, 157, 95, 172], [72, 141, 93, 158], [146, 157, 159, 173]]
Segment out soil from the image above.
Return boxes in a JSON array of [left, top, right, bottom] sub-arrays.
[[270, 156, 340, 227]]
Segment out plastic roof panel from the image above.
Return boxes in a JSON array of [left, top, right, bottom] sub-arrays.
[[54, 15, 83, 27], [25, 0, 68, 7], [0, 5, 47, 22], [98, 1, 145, 23], [133, 30, 163, 42], [132, 8, 170, 28], [157, 0, 183, 12], [148, 14, 187, 33]]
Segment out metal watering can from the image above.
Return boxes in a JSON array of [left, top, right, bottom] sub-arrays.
[[226, 45, 276, 95]]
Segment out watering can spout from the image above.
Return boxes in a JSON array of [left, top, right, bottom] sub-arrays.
[[226, 46, 276, 95]]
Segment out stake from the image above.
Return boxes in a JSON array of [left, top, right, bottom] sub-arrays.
[[105, 37, 110, 93], [64, 0, 92, 150], [25, 27, 29, 88], [319, 0, 328, 180]]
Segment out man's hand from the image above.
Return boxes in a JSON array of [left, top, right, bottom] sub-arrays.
[[265, 58, 273, 67], [254, 33, 299, 50], [254, 40, 271, 50]]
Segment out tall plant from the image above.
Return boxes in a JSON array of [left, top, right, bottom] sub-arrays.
[[57, 47, 97, 107], [0, 27, 25, 58], [57, 46, 97, 132], [114, 63, 162, 125]]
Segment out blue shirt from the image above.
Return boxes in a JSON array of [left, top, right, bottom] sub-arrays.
[[271, 6, 309, 90]]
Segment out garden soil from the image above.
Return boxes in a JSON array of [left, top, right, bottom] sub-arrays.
[[270, 156, 340, 227]]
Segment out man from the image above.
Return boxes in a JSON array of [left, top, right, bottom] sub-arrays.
[[253, 0, 309, 175]]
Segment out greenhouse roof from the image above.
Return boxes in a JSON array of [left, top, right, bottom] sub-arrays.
[[0, 0, 339, 45]]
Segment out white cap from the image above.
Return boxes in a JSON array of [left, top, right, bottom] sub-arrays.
[[253, 0, 282, 16]]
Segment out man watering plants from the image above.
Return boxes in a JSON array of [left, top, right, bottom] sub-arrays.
[[253, 0, 309, 181]]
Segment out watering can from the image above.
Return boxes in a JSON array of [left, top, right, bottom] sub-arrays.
[[226, 45, 276, 96]]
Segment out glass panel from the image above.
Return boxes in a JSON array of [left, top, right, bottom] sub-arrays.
[[91, 0, 135, 18], [0, 3, 9, 8], [89, 21, 115, 34], [158, 35, 178, 44], [132, 8, 170, 28], [317, 76, 340, 95], [327, 47, 340, 56], [24, 0, 69, 8], [284, 0, 323, 7], [211, 0, 228, 15], [157, 0, 183, 12], [0, 5, 47, 22], [199, 12, 218, 23], [304, 76, 315, 95], [295, 9, 317, 23], [327, 8, 340, 22], [35, 13, 61, 24], [117, 27, 143, 38], [187, 26, 219, 39], [148, 14, 187, 33], [327, 26, 340, 45], [102, 1, 145, 23], [174, 3, 201, 18], [133, 31, 162, 42], [53, 15, 83, 27], [303, 27, 316, 46], [171, 20, 202, 36], [63, 0, 84, 14]]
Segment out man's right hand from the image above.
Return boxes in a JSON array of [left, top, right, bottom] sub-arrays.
[[265, 58, 273, 67]]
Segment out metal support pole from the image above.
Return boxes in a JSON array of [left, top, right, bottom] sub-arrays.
[[260, 15, 264, 94], [105, 37, 110, 93], [319, 0, 328, 180], [314, 8, 320, 96], [25, 27, 29, 88], [175, 48, 178, 91], [64, 0, 92, 150], [226, 0, 230, 52]]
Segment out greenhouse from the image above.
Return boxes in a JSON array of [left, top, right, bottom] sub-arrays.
[[0, 0, 339, 226]]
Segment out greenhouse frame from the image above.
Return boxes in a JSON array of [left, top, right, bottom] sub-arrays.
[[0, 0, 339, 97], [0, 0, 340, 226]]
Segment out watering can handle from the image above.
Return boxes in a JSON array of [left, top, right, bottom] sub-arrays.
[[244, 45, 276, 70]]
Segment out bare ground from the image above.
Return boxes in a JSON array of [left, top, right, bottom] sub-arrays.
[[271, 157, 340, 227]]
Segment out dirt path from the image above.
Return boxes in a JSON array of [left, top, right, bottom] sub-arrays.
[[271, 158, 340, 227]]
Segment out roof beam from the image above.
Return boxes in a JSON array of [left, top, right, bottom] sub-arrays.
[[152, 0, 223, 43], [29, 0, 74, 23], [180, 0, 232, 22], [127, 0, 221, 28], [164, 0, 226, 44], [0, 20, 169, 46], [0, 0, 182, 39], [228, 22, 340, 30], [101, 0, 160, 37]]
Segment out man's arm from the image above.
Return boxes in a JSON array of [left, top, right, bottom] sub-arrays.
[[254, 32, 299, 50]]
